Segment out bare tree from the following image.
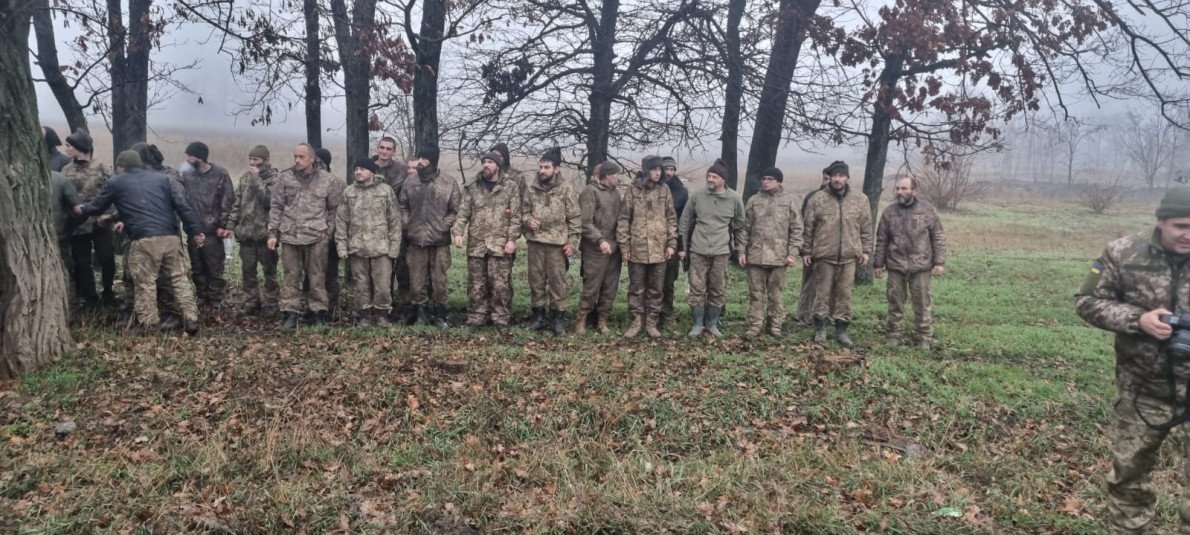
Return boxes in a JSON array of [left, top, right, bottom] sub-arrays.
[[1120, 108, 1183, 190], [911, 148, 987, 211], [1045, 117, 1105, 186], [1082, 176, 1126, 214], [31, 0, 87, 132]]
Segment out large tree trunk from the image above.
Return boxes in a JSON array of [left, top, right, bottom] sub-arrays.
[[720, 0, 746, 190], [412, 0, 445, 155], [33, 0, 87, 133], [109, 0, 151, 161], [331, 0, 377, 180], [859, 56, 903, 285], [303, 0, 322, 148], [741, 0, 821, 201], [0, 0, 73, 379], [586, 0, 619, 171]]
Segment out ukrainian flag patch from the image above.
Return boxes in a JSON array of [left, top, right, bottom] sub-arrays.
[[1090, 261, 1102, 275]]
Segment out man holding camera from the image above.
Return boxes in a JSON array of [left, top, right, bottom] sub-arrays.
[[1076, 185, 1190, 533]]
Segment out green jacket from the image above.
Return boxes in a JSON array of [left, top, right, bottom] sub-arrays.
[[335, 180, 402, 258], [579, 179, 622, 253], [802, 185, 872, 264], [452, 172, 522, 258], [678, 186, 746, 256], [269, 166, 344, 246], [522, 174, 581, 250], [741, 186, 803, 267]]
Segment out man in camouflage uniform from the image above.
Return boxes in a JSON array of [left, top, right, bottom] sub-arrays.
[[314, 147, 349, 317], [802, 161, 872, 348], [62, 128, 117, 307], [373, 136, 413, 322], [336, 159, 402, 326], [119, 142, 186, 328], [1076, 185, 1190, 534], [576, 161, 623, 335], [76, 150, 203, 335], [618, 155, 677, 338], [400, 145, 460, 327], [739, 167, 802, 338], [660, 156, 689, 329], [523, 148, 581, 336], [678, 158, 746, 338], [874, 176, 947, 349], [453, 150, 522, 331], [182, 141, 235, 311], [229, 145, 279, 316], [489, 142, 526, 319], [268, 144, 344, 329], [794, 166, 832, 325]]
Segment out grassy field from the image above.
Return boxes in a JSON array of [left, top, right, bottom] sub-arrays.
[[0, 197, 1167, 533]]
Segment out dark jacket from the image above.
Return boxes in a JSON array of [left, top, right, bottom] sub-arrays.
[[80, 168, 202, 240], [50, 171, 82, 239], [874, 197, 947, 273], [182, 163, 235, 235], [668, 176, 689, 221], [399, 169, 461, 247]]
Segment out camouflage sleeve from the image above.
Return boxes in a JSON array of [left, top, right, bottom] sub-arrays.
[[219, 173, 234, 230], [228, 178, 245, 231], [268, 179, 284, 239], [452, 188, 472, 240], [665, 188, 678, 251], [387, 188, 402, 258], [566, 185, 582, 252], [579, 187, 602, 243], [740, 197, 755, 251], [930, 207, 948, 267], [860, 196, 874, 256], [616, 191, 633, 250], [80, 177, 117, 217], [801, 198, 816, 257], [1075, 248, 1144, 335], [873, 209, 890, 269], [787, 198, 803, 258], [334, 193, 350, 257], [397, 181, 411, 228], [676, 193, 693, 252], [520, 188, 535, 230], [506, 181, 522, 243], [444, 180, 461, 230], [731, 195, 747, 253], [327, 179, 344, 232]]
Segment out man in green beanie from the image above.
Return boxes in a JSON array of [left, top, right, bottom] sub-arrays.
[[1077, 185, 1190, 534], [229, 145, 280, 316]]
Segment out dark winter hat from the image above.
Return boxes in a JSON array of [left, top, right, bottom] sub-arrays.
[[314, 148, 333, 168], [115, 150, 142, 169], [825, 160, 849, 177], [540, 147, 563, 166], [185, 141, 210, 162], [416, 145, 440, 167], [641, 155, 663, 171], [707, 158, 729, 180], [1157, 186, 1190, 219], [249, 145, 270, 160], [660, 156, 677, 169], [65, 128, 93, 154], [491, 143, 512, 170], [761, 167, 784, 183], [599, 160, 622, 177], [131, 142, 164, 168], [354, 157, 380, 174], [481, 150, 506, 169], [43, 126, 62, 148]]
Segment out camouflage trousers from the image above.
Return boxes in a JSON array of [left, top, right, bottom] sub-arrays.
[[794, 263, 815, 323], [281, 240, 329, 313], [811, 260, 856, 323], [746, 265, 788, 331], [688, 253, 728, 308], [1105, 387, 1190, 534], [70, 227, 117, 300], [187, 234, 227, 303], [466, 255, 513, 326], [528, 241, 569, 312], [627, 261, 665, 322], [407, 244, 451, 306], [392, 242, 412, 311], [662, 254, 682, 317], [578, 245, 621, 320], [122, 239, 182, 317], [127, 235, 198, 327], [239, 240, 279, 309], [885, 270, 933, 341], [325, 239, 342, 313], [349, 255, 393, 312]]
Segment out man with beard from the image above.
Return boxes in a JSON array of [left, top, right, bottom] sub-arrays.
[[802, 161, 872, 348], [268, 144, 344, 329], [794, 165, 832, 325], [453, 150, 522, 331], [400, 145, 460, 327], [617, 155, 677, 338], [576, 161, 623, 335], [62, 128, 116, 307], [677, 158, 746, 338], [523, 148, 581, 336], [373, 136, 413, 321], [182, 141, 235, 312], [229, 145, 280, 316], [660, 156, 689, 329], [739, 167, 802, 338], [874, 176, 947, 348]]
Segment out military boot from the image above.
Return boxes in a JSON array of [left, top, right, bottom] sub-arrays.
[[596, 314, 611, 335], [160, 314, 182, 331], [656, 313, 670, 331], [705, 306, 723, 338], [182, 317, 200, 336], [812, 317, 828, 343], [527, 307, 548, 331], [433, 305, 450, 328], [835, 321, 855, 349], [768, 323, 784, 338], [623, 316, 643, 338], [688, 306, 706, 338], [357, 309, 374, 327], [414, 305, 430, 326], [282, 312, 300, 330], [552, 311, 567, 336], [375, 310, 393, 327], [573, 310, 588, 334], [744, 324, 762, 338], [644, 314, 662, 338]]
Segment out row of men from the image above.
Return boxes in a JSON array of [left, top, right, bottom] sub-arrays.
[[45, 129, 947, 346]]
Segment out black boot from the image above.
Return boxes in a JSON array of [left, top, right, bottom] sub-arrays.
[[835, 321, 855, 349], [552, 310, 567, 336], [527, 307, 548, 331], [414, 305, 430, 326], [160, 314, 182, 331], [813, 317, 828, 343], [433, 304, 449, 328], [282, 312, 300, 330]]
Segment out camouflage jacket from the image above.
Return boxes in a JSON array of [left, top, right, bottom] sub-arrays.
[[522, 175, 581, 250], [579, 179, 621, 253], [269, 166, 344, 246], [678, 186, 746, 256], [802, 185, 873, 264], [452, 173, 522, 258], [874, 197, 947, 273], [741, 186, 803, 267], [336, 181, 401, 258], [182, 163, 235, 235], [1076, 230, 1190, 394], [399, 169, 461, 247], [617, 176, 677, 264], [229, 164, 277, 242], [62, 158, 111, 235]]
